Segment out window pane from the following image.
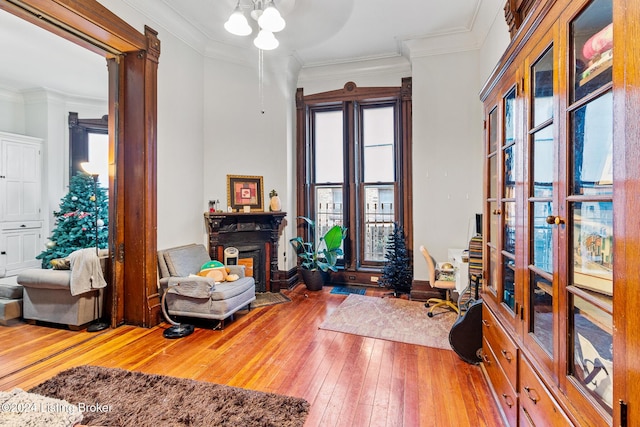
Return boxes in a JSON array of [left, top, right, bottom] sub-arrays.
[[502, 257, 515, 312], [363, 107, 394, 182], [532, 47, 554, 127], [314, 110, 343, 183], [364, 185, 394, 261], [504, 201, 515, 254], [489, 154, 497, 198], [531, 201, 553, 272], [315, 186, 344, 252], [572, 201, 613, 297], [487, 247, 497, 295], [489, 201, 498, 246], [570, 294, 613, 414], [531, 273, 553, 354], [88, 132, 109, 188], [572, 92, 613, 196], [504, 144, 515, 198], [572, 0, 613, 102], [489, 107, 498, 153], [504, 87, 516, 146], [532, 125, 554, 197]]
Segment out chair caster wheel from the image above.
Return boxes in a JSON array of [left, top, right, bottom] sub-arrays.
[[427, 312, 434, 318], [424, 303, 429, 308]]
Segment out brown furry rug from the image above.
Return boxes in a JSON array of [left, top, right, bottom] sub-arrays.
[[29, 365, 309, 427]]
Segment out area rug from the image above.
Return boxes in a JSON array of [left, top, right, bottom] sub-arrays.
[[330, 286, 366, 295], [0, 388, 83, 426], [251, 292, 291, 308], [29, 365, 309, 427], [319, 294, 457, 350]]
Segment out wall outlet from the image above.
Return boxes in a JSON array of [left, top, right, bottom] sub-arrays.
[[370, 276, 379, 282]]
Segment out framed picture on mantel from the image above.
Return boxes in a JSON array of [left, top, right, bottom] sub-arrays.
[[227, 174, 264, 212]]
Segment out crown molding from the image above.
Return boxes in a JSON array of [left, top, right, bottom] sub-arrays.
[[297, 55, 411, 86], [20, 87, 107, 106], [0, 85, 24, 104], [118, 0, 208, 54]]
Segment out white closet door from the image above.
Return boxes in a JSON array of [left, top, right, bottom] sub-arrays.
[[1, 136, 42, 222]]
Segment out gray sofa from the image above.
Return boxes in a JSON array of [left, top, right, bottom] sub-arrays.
[[17, 250, 108, 330], [158, 244, 256, 328]]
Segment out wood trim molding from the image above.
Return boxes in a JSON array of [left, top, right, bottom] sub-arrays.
[[3, 0, 161, 327]]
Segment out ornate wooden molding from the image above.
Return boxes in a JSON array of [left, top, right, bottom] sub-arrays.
[[504, 0, 540, 38]]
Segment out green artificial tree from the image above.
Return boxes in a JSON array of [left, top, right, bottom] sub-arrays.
[[37, 171, 109, 268], [379, 222, 413, 296]]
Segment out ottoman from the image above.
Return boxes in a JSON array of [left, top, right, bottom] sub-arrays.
[[0, 282, 23, 325]]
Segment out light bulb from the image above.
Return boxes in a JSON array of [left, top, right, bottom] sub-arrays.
[[253, 29, 279, 50], [224, 6, 252, 36], [258, 3, 285, 33]]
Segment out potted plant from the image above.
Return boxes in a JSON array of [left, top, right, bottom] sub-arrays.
[[290, 216, 347, 291]]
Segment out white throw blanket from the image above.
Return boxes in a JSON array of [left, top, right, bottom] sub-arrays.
[[69, 248, 107, 296]]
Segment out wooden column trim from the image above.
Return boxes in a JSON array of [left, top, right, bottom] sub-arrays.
[[2, 0, 161, 327]]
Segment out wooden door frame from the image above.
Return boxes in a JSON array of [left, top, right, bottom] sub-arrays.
[[0, 0, 161, 327]]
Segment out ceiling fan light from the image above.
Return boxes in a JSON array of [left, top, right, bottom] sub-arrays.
[[224, 6, 252, 36], [253, 29, 279, 50], [258, 3, 285, 32]]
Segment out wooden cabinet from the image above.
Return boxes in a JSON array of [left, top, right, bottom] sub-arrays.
[[482, 305, 519, 426], [0, 132, 43, 277], [480, 0, 638, 425]]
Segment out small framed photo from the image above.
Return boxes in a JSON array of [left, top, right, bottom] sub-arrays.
[[227, 175, 264, 212]]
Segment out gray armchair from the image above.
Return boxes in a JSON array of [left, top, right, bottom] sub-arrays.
[[157, 244, 256, 329]]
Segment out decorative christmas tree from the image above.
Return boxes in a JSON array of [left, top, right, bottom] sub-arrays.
[[37, 172, 109, 268], [379, 222, 413, 296]]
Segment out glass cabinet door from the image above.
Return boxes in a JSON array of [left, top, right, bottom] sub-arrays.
[[564, 0, 614, 421], [501, 87, 517, 314], [484, 81, 520, 327], [526, 44, 556, 364], [486, 107, 499, 298]]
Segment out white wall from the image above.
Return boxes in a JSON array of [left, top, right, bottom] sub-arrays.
[[478, 5, 512, 89], [0, 88, 25, 133], [155, 29, 205, 250], [410, 50, 484, 280], [98, 0, 207, 250], [202, 53, 295, 268]]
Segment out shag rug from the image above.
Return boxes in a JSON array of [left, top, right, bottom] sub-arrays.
[[330, 286, 366, 295], [251, 292, 291, 308], [28, 365, 309, 427], [0, 388, 83, 427], [320, 294, 457, 350]]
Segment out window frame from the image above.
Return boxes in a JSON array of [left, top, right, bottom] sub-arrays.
[[295, 79, 413, 283], [68, 112, 108, 180]]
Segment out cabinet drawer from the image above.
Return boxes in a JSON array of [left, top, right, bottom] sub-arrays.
[[483, 337, 518, 427], [0, 221, 42, 231], [519, 356, 574, 426], [482, 304, 518, 387]]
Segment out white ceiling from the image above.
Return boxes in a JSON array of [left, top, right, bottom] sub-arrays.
[[0, 0, 503, 99]]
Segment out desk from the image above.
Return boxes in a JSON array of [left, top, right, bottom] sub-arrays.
[[446, 248, 470, 294]]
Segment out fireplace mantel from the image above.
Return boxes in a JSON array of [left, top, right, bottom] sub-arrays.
[[204, 212, 286, 292]]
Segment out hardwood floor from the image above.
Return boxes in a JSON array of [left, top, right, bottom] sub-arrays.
[[0, 285, 503, 426]]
